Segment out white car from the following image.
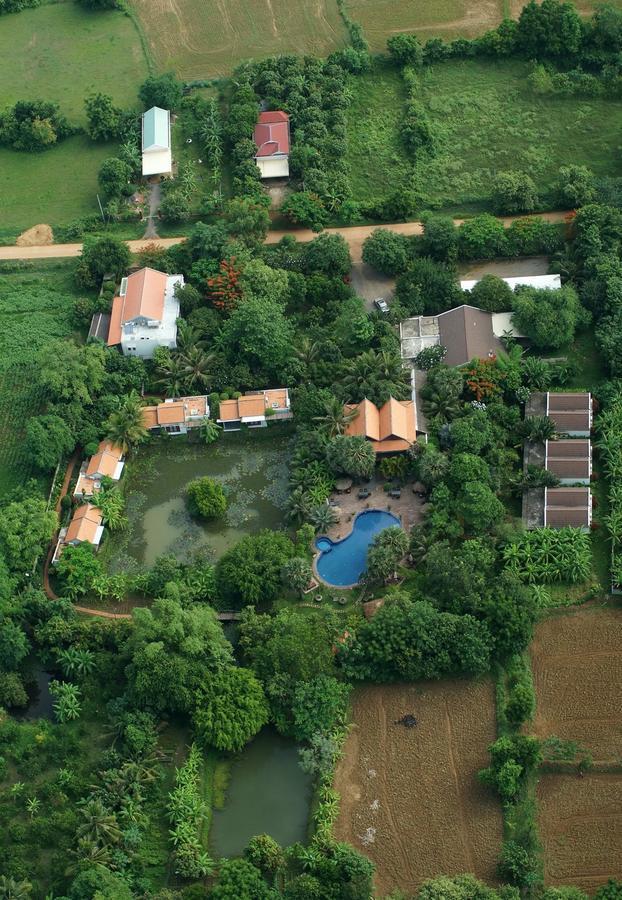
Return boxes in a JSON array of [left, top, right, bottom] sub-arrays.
[[374, 297, 390, 314]]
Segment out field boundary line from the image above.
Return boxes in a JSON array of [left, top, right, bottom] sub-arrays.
[[123, 1, 156, 75]]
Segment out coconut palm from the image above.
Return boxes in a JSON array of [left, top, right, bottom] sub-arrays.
[[77, 798, 122, 846], [313, 396, 359, 438], [156, 356, 187, 398], [421, 389, 461, 423], [180, 346, 216, 393], [308, 503, 338, 534], [65, 839, 112, 877], [295, 337, 321, 373], [92, 487, 127, 531], [104, 392, 148, 454], [175, 321, 205, 354], [285, 487, 313, 526], [341, 349, 410, 405]]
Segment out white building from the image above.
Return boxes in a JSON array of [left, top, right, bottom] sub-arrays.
[[141, 106, 172, 177], [107, 267, 182, 359]]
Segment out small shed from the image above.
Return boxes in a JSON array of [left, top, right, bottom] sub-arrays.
[[141, 106, 172, 177]]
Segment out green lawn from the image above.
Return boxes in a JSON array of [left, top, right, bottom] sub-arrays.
[[346, 59, 622, 212], [0, 2, 148, 237], [0, 137, 118, 238], [0, 261, 87, 496], [0, 3, 147, 124]]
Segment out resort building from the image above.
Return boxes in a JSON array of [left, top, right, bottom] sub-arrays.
[[544, 487, 592, 530], [107, 267, 183, 359], [53, 504, 104, 563], [545, 392, 592, 437], [544, 440, 591, 485], [217, 389, 292, 431], [74, 440, 125, 498], [141, 396, 210, 435], [343, 397, 417, 454], [400, 305, 525, 368], [254, 111, 290, 179], [141, 106, 172, 177]]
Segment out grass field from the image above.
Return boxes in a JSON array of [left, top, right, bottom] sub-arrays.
[[530, 606, 622, 763], [0, 3, 147, 125], [538, 773, 622, 891], [333, 679, 502, 894], [130, 0, 347, 79], [0, 261, 83, 496], [346, 59, 622, 212]]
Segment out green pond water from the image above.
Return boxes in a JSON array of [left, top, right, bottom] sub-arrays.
[[108, 432, 291, 570], [210, 728, 313, 858]]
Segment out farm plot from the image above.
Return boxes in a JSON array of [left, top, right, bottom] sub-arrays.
[[130, 0, 347, 78], [530, 607, 622, 763], [333, 680, 502, 895], [0, 262, 82, 495], [538, 773, 622, 892], [345, 59, 622, 211]]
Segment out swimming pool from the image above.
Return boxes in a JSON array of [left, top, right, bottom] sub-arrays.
[[315, 509, 401, 587]]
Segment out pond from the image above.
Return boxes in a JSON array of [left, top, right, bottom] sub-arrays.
[[315, 509, 401, 587], [12, 664, 54, 721], [107, 430, 291, 570], [210, 728, 313, 858]]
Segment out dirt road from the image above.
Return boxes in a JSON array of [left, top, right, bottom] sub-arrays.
[[0, 212, 571, 264]]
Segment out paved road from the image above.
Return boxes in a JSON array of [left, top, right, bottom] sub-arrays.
[[0, 211, 571, 263]]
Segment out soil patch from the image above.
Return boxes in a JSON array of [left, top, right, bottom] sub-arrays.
[[16, 224, 53, 246], [333, 679, 502, 895], [538, 772, 622, 891], [530, 606, 622, 762]]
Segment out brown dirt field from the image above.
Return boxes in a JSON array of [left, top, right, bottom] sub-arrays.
[[16, 224, 53, 246], [538, 772, 622, 891], [530, 606, 622, 763], [333, 680, 502, 895]]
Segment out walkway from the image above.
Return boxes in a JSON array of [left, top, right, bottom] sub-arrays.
[[42, 450, 80, 602], [142, 182, 161, 240], [0, 211, 572, 263]]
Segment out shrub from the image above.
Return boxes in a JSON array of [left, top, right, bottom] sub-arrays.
[[468, 274, 514, 312], [362, 229, 409, 275], [186, 476, 227, 519], [492, 171, 539, 214], [139, 73, 183, 111]]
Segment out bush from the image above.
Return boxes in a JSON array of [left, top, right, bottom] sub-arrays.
[[469, 275, 514, 313], [139, 73, 183, 111], [387, 33, 424, 66], [361, 229, 409, 275], [459, 215, 508, 259], [0, 100, 72, 152], [492, 171, 539, 214], [186, 477, 227, 519]]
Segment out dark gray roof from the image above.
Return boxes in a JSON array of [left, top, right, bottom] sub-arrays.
[[437, 305, 504, 367], [88, 312, 111, 342]]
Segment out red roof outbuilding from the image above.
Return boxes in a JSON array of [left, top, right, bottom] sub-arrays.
[[254, 111, 290, 158]]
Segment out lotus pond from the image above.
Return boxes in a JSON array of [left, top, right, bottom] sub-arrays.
[[106, 430, 292, 571]]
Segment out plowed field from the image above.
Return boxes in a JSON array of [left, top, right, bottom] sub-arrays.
[[538, 773, 622, 891], [333, 680, 501, 894], [530, 607, 622, 762]]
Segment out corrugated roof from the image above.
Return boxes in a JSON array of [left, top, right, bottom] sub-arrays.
[[142, 106, 170, 152]]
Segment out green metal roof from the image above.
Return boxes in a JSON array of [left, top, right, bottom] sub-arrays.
[[142, 106, 170, 151]]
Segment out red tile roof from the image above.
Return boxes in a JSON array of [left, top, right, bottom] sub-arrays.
[[344, 397, 416, 453], [107, 268, 168, 346], [254, 111, 290, 158]]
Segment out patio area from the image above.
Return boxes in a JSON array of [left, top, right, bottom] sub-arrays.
[[323, 476, 426, 543]]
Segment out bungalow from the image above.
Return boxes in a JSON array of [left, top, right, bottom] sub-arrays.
[[141, 395, 210, 435], [544, 440, 591, 485], [217, 389, 292, 431], [74, 440, 125, 498], [343, 397, 417, 454], [107, 267, 183, 359], [141, 106, 172, 177], [546, 392, 592, 437], [544, 487, 592, 530], [52, 504, 104, 562], [254, 111, 290, 179]]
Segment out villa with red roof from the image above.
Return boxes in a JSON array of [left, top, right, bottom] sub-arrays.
[[74, 440, 125, 498], [107, 267, 184, 359], [217, 389, 292, 431], [254, 111, 290, 179], [141, 396, 210, 435]]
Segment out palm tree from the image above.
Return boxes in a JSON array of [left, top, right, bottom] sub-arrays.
[[285, 487, 313, 526], [156, 356, 187, 397], [313, 396, 358, 438], [104, 392, 148, 455], [0, 876, 32, 899], [295, 337, 321, 373], [57, 647, 95, 679], [522, 415, 557, 443], [309, 503, 338, 534], [65, 838, 112, 877], [200, 418, 222, 445], [341, 349, 410, 405], [421, 389, 461, 423], [92, 487, 127, 531], [77, 798, 122, 846], [175, 321, 205, 354], [179, 346, 216, 393]]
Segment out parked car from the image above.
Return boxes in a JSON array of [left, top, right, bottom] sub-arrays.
[[373, 297, 389, 314]]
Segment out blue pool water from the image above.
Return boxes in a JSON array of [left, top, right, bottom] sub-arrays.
[[315, 509, 401, 587]]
